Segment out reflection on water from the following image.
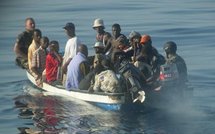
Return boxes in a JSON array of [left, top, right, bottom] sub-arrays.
[[12, 82, 207, 134], [14, 90, 66, 133], [14, 84, 125, 133]]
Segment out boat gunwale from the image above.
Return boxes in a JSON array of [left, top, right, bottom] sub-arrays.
[[26, 71, 127, 105], [26, 70, 125, 97]]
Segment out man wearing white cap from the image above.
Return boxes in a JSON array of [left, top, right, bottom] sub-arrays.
[[92, 18, 106, 42], [93, 41, 106, 68]]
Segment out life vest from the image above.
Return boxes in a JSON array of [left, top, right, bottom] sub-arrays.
[[159, 63, 179, 82]]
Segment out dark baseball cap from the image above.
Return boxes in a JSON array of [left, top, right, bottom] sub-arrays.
[[63, 22, 75, 29]]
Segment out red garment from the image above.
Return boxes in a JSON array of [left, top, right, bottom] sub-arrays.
[[46, 53, 60, 83], [43, 97, 58, 126], [43, 108, 58, 126]]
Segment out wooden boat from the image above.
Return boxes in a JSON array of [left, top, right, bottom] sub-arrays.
[[26, 62, 193, 111], [26, 71, 134, 111]]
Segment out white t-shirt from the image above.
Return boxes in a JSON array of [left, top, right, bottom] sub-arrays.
[[63, 36, 81, 64]]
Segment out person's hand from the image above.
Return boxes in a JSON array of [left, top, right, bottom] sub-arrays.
[[52, 51, 57, 55], [88, 86, 94, 93], [35, 74, 41, 80], [62, 64, 67, 74], [116, 35, 124, 43], [112, 39, 121, 49]]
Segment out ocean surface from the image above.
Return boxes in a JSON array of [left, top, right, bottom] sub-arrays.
[[0, 0, 215, 133]]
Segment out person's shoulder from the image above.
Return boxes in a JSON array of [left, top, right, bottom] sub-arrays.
[[68, 36, 81, 44], [75, 36, 81, 44], [176, 54, 184, 60], [18, 30, 26, 36], [120, 34, 127, 38], [34, 47, 41, 54], [79, 61, 90, 70], [16, 31, 26, 41], [18, 30, 31, 37], [46, 53, 56, 61], [17, 30, 32, 42], [46, 53, 52, 58], [28, 42, 34, 49], [176, 54, 186, 63]]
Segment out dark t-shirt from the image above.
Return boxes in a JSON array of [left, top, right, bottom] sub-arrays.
[[166, 54, 187, 82], [16, 31, 33, 56]]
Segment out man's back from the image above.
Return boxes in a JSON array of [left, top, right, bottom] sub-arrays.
[[166, 54, 187, 82], [63, 36, 81, 64], [66, 52, 89, 90]]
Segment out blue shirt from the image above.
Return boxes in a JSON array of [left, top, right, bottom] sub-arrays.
[[66, 52, 87, 90]]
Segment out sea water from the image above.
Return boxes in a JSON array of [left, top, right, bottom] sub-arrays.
[[0, 0, 215, 133]]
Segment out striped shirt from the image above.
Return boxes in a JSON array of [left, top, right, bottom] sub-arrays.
[[32, 47, 47, 74]]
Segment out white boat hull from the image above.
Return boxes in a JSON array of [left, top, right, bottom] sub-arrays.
[[26, 71, 128, 111]]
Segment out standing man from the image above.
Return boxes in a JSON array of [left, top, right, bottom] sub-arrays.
[[92, 18, 106, 42], [62, 22, 81, 85], [14, 17, 36, 69], [163, 41, 188, 83], [66, 44, 90, 90], [28, 29, 42, 73], [31, 36, 49, 87]]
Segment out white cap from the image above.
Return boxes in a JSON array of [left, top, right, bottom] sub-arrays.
[[92, 18, 105, 28], [93, 42, 104, 48]]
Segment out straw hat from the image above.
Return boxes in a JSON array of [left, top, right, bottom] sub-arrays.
[[92, 18, 105, 28]]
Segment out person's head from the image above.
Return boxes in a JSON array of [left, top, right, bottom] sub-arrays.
[[92, 18, 105, 34], [163, 41, 177, 56], [33, 29, 42, 43], [63, 22, 75, 37], [78, 44, 88, 57], [140, 34, 152, 46], [112, 23, 121, 39], [25, 17, 35, 31], [129, 31, 141, 46], [93, 42, 105, 54], [40, 36, 49, 49], [49, 40, 59, 53]]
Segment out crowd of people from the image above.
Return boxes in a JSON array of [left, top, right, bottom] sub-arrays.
[[14, 17, 188, 96]]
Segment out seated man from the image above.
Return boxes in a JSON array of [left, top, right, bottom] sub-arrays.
[[93, 41, 106, 68], [111, 23, 129, 51], [78, 60, 108, 91], [31, 36, 49, 87], [46, 41, 63, 85], [92, 18, 106, 42], [135, 34, 165, 81], [66, 44, 90, 90], [93, 69, 121, 93], [112, 31, 142, 64]]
